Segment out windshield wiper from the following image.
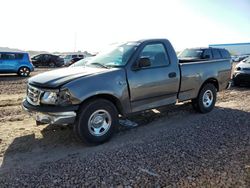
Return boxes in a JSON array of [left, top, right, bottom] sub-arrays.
[[89, 62, 110, 69]]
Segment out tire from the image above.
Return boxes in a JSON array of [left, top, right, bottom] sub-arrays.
[[49, 62, 55, 68], [192, 83, 217, 113], [18, 67, 30, 77], [191, 98, 199, 111], [74, 99, 118, 144], [233, 79, 240, 87]]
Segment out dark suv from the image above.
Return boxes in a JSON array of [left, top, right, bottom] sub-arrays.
[[31, 54, 64, 67], [178, 47, 231, 63]]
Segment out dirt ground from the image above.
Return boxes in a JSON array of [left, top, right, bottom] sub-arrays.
[[0, 68, 249, 187]]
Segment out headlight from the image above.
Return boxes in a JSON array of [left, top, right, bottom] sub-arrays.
[[236, 67, 241, 71], [41, 91, 58, 105], [41, 90, 72, 105]]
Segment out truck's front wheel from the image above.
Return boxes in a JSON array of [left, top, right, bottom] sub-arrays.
[[192, 83, 217, 113], [74, 99, 118, 144]]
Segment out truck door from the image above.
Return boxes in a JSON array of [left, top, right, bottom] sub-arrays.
[[127, 42, 180, 112]]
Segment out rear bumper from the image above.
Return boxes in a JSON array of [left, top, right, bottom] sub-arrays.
[[22, 99, 77, 125]]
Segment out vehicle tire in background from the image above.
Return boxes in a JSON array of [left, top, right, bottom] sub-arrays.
[[233, 79, 240, 87], [18, 67, 30, 77], [192, 83, 217, 113], [74, 99, 118, 144], [49, 62, 55, 68]]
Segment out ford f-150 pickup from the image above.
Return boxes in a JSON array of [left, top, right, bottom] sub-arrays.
[[22, 39, 232, 144]]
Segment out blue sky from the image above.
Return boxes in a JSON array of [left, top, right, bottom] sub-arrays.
[[183, 0, 250, 40], [0, 0, 249, 52]]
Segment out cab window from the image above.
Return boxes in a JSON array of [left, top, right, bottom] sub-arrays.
[[212, 49, 222, 59], [219, 49, 231, 59], [139, 43, 170, 67], [202, 49, 212, 59]]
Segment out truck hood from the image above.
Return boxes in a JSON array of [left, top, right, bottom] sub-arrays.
[[29, 67, 109, 88]]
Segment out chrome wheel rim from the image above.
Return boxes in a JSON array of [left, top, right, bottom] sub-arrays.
[[20, 67, 30, 76], [202, 90, 213, 108], [88, 109, 112, 136]]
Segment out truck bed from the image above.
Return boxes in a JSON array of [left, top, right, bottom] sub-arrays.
[[178, 59, 232, 102]]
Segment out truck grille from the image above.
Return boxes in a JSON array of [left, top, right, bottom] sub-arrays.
[[27, 85, 43, 106]]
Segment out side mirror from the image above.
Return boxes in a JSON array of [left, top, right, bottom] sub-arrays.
[[138, 57, 151, 68]]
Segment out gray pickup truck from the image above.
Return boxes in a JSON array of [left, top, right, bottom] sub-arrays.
[[22, 39, 232, 144]]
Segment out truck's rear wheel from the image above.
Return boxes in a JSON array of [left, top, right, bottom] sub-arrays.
[[74, 99, 118, 144], [192, 83, 217, 113]]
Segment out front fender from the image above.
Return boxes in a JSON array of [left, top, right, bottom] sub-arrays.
[[63, 68, 131, 114]]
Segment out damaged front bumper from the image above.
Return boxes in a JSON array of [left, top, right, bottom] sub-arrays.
[[22, 99, 78, 125]]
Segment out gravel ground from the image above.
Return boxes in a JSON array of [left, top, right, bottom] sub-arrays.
[[0, 68, 249, 187], [0, 68, 55, 95]]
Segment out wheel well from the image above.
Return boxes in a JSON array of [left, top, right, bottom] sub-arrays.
[[81, 94, 124, 115], [18, 66, 30, 71], [201, 78, 219, 91], [18, 66, 30, 74]]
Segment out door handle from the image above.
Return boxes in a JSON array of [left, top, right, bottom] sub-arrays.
[[168, 72, 176, 78]]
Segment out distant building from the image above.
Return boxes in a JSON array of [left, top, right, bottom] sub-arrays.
[[209, 43, 250, 55]]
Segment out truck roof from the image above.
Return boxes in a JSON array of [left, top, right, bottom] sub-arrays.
[[136, 38, 170, 43]]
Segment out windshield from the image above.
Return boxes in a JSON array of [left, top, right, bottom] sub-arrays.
[[32, 55, 41, 59], [65, 55, 71, 59], [59, 55, 66, 58], [85, 42, 138, 68], [178, 49, 203, 58], [70, 58, 91, 67]]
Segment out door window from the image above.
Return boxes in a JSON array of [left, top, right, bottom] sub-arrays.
[[202, 49, 212, 59], [0, 53, 23, 60], [44, 55, 49, 61], [219, 49, 231, 59], [33, 55, 41, 60], [1, 53, 16, 60], [140, 43, 170, 67], [15, 54, 24, 59], [212, 49, 222, 59]]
